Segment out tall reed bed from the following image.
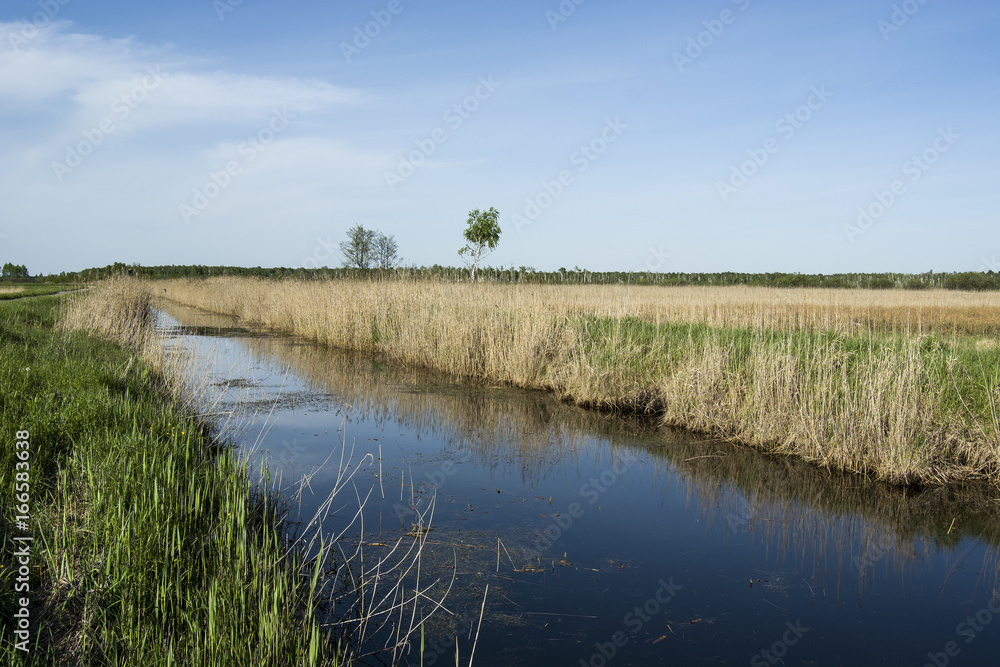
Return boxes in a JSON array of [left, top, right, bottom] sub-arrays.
[[2, 279, 340, 664], [154, 279, 1000, 338], [61, 275, 156, 363], [152, 277, 1000, 485]]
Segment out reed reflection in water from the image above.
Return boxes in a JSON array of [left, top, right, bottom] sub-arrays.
[[156, 300, 1000, 665]]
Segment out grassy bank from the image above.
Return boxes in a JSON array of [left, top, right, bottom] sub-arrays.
[[0, 284, 87, 300], [1, 280, 337, 665], [152, 277, 1000, 486]]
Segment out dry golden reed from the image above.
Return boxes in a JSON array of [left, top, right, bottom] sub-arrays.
[[61, 276, 157, 362], [152, 277, 1000, 485]]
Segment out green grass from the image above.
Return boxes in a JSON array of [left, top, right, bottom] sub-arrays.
[[0, 284, 87, 300], [565, 316, 1000, 483], [577, 316, 1000, 424], [0, 296, 339, 665]]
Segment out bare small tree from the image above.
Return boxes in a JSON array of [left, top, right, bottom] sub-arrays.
[[340, 224, 377, 269], [374, 233, 400, 270]]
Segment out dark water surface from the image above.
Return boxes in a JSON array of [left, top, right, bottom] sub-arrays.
[[156, 301, 1000, 666]]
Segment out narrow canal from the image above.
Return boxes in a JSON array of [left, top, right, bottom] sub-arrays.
[[157, 300, 1000, 666]]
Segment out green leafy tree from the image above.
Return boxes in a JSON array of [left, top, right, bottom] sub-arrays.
[[340, 224, 377, 269], [458, 207, 501, 282]]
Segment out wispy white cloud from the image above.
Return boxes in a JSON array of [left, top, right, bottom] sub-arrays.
[[1, 2, 997, 276], [0, 21, 362, 124], [0, 20, 384, 271]]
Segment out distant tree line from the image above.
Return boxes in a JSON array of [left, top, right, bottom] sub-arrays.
[[11, 210, 1000, 292], [33, 263, 1000, 292], [1, 262, 29, 279]]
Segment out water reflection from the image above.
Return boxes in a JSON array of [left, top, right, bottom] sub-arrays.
[[156, 299, 1000, 666]]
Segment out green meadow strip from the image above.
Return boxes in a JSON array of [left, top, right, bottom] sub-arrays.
[[565, 316, 1000, 483], [0, 284, 86, 300]]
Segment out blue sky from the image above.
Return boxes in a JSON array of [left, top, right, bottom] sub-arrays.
[[1, 0, 997, 275]]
